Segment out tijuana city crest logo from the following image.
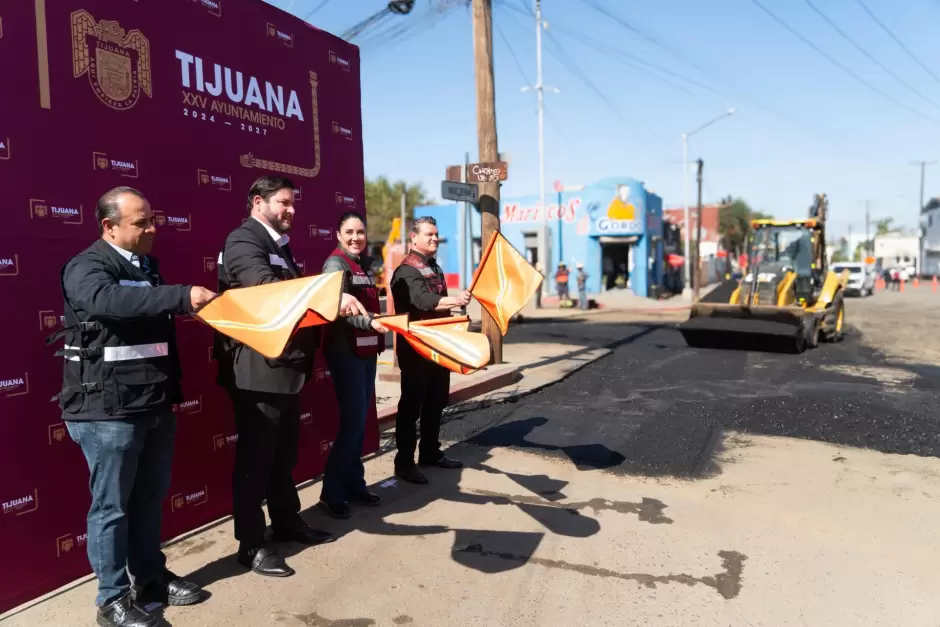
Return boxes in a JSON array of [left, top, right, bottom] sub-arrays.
[[172, 397, 202, 414], [204, 257, 217, 273], [0, 136, 9, 160], [266, 22, 293, 47], [154, 211, 191, 231], [191, 0, 222, 17], [71, 11, 152, 111], [295, 260, 306, 274], [0, 372, 28, 398], [213, 433, 237, 451], [0, 254, 18, 276], [49, 422, 68, 445], [309, 225, 332, 240], [2, 489, 38, 516], [57, 532, 88, 557], [93, 151, 138, 178], [316, 368, 331, 382], [38, 310, 64, 331], [197, 169, 232, 191], [329, 50, 350, 71], [332, 122, 353, 140], [320, 440, 334, 454], [171, 487, 208, 511], [30, 200, 84, 224], [294, 187, 303, 202], [335, 192, 356, 208]]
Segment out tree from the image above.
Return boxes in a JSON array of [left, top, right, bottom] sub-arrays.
[[718, 196, 772, 260], [874, 217, 897, 236], [363, 176, 431, 242], [832, 250, 849, 263]]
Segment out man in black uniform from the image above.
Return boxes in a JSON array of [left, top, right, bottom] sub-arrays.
[[49, 187, 214, 627], [214, 176, 367, 577], [390, 216, 471, 484]]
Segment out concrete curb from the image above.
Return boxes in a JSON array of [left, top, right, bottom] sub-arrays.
[[376, 366, 522, 427]]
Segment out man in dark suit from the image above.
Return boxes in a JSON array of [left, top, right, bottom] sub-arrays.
[[214, 176, 366, 578]]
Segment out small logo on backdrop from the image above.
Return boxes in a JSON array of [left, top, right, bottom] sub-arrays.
[[197, 170, 232, 191], [316, 368, 331, 383], [294, 187, 303, 202], [0, 137, 10, 160], [92, 152, 139, 178], [0, 254, 18, 277], [153, 211, 191, 231], [300, 410, 313, 426], [30, 200, 83, 225], [335, 192, 356, 208], [48, 423, 68, 446], [266, 23, 293, 47], [204, 256, 217, 273], [328, 50, 350, 71], [213, 433, 237, 451], [2, 489, 38, 516], [56, 532, 88, 557], [309, 225, 333, 240], [172, 396, 202, 414], [39, 310, 64, 331], [320, 440, 333, 455], [171, 487, 208, 512], [0, 373, 28, 398], [191, 0, 222, 17], [71, 11, 153, 111], [331, 122, 353, 140]]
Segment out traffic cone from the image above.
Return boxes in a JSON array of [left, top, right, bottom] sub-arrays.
[[933, 276, 937, 293], [914, 277, 920, 288], [900, 279, 905, 293]]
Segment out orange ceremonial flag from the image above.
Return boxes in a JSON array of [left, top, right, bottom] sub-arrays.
[[196, 271, 343, 359], [469, 231, 544, 335], [381, 314, 491, 375]]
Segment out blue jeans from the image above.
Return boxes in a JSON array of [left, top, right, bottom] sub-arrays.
[[321, 351, 376, 504], [579, 288, 588, 309], [66, 411, 176, 606]]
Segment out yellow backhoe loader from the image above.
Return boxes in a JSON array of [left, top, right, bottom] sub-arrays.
[[679, 194, 849, 353]]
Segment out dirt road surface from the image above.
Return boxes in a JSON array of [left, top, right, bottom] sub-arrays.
[[6, 289, 940, 627]]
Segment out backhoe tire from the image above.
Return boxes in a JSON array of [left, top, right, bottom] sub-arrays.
[[821, 291, 845, 343], [805, 317, 820, 349]]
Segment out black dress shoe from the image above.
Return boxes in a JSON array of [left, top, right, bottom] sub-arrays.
[[236, 546, 295, 577], [135, 569, 206, 607], [271, 523, 336, 546], [318, 500, 352, 519], [97, 592, 160, 627], [351, 490, 382, 506], [395, 465, 429, 484], [419, 455, 463, 469]]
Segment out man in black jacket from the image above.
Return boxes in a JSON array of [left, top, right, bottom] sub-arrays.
[[215, 176, 366, 577], [51, 187, 215, 627]]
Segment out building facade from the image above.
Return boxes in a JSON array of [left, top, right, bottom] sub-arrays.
[[874, 233, 919, 274], [920, 198, 940, 276], [416, 177, 665, 297]]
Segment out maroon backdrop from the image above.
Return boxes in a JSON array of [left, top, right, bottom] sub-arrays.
[[0, 0, 376, 613]]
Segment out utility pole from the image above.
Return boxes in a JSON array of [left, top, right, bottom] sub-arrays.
[[472, 0, 502, 364], [865, 200, 871, 258], [911, 160, 936, 213], [692, 158, 704, 301]]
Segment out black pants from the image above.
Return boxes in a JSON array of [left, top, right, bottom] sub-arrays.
[[229, 389, 302, 548], [395, 347, 450, 467]]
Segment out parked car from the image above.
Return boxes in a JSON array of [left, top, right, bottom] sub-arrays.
[[832, 262, 875, 296]]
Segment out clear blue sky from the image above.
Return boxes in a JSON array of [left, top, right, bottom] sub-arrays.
[[266, 0, 940, 240]]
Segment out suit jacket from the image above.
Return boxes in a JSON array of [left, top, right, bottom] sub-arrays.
[[213, 218, 320, 394]]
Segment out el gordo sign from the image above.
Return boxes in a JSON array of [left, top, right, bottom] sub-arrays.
[[503, 198, 580, 224]]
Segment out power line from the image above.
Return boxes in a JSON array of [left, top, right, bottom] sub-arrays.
[[301, 0, 336, 22], [493, 12, 532, 85], [750, 0, 930, 121], [803, 0, 940, 114], [855, 0, 940, 86]]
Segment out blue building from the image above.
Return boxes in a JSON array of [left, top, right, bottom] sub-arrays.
[[417, 176, 665, 297]]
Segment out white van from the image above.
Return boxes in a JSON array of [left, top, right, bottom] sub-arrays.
[[832, 261, 875, 297]]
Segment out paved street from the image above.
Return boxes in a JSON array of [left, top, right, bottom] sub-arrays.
[[7, 288, 940, 627]]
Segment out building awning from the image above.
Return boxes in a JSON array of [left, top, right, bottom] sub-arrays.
[[598, 236, 639, 245]]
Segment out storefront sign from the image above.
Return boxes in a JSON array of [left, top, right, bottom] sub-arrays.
[[502, 198, 580, 223]]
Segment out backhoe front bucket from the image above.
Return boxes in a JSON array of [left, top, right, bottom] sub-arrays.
[[679, 302, 812, 353]]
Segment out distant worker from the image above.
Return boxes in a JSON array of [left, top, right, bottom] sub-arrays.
[[50, 187, 214, 627], [555, 262, 570, 304], [390, 216, 470, 484], [576, 263, 589, 310]]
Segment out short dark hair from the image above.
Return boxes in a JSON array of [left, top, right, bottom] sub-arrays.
[[337, 211, 367, 231], [97, 186, 145, 235], [246, 176, 295, 212], [412, 216, 437, 234]]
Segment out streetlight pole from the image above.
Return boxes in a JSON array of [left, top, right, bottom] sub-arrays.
[[682, 108, 734, 296]]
